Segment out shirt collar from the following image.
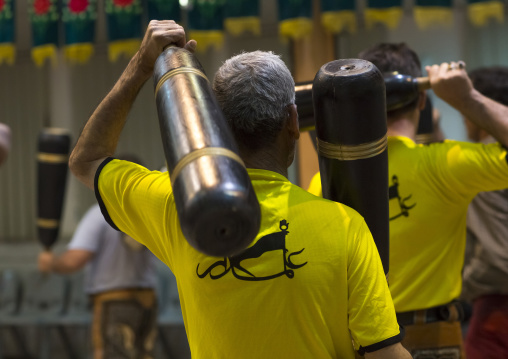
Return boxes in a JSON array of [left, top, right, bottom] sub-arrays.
[[388, 135, 416, 147], [247, 168, 289, 183]]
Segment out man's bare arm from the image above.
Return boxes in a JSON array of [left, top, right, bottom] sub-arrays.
[[38, 249, 94, 274], [365, 343, 413, 359], [0, 123, 11, 166], [69, 20, 196, 190], [427, 62, 508, 147]]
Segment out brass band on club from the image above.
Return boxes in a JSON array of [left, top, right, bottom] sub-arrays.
[[1, 1, 507, 358]]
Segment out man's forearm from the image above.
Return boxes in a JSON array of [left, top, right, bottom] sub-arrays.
[[50, 256, 77, 274], [427, 63, 508, 147], [69, 52, 151, 189], [365, 343, 412, 359], [456, 89, 508, 147], [42, 250, 93, 274]]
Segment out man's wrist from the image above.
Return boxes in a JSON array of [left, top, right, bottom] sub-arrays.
[[129, 52, 154, 84]]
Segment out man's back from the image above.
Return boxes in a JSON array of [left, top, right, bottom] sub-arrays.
[[387, 136, 508, 311], [309, 135, 508, 312], [96, 159, 401, 358]]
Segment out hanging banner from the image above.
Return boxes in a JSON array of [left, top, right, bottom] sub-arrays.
[[188, 0, 226, 52], [365, 0, 403, 30], [321, 0, 356, 34], [147, 0, 181, 22], [468, 0, 504, 27], [29, 0, 60, 67], [0, 0, 15, 65], [414, 0, 453, 30], [105, 0, 143, 62], [278, 0, 313, 40], [224, 0, 260, 36], [63, 0, 97, 64]]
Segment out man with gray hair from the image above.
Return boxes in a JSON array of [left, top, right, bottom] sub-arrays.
[[69, 21, 410, 359]]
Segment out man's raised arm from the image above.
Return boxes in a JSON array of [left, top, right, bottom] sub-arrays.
[[69, 20, 196, 190], [427, 62, 508, 148]]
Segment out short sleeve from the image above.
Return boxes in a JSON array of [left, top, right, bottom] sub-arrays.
[[430, 141, 508, 199], [347, 219, 403, 352], [307, 172, 322, 197], [67, 205, 104, 253], [94, 158, 178, 266]]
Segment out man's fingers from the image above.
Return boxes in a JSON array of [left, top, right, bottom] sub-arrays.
[[185, 40, 197, 53], [448, 61, 466, 71], [152, 27, 186, 49], [425, 64, 439, 79], [438, 62, 449, 77], [152, 19, 177, 26]]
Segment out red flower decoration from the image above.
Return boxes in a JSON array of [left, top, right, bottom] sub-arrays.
[[0, 0, 5, 12], [69, 0, 89, 13], [113, 0, 134, 7], [34, 0, 51, 15]]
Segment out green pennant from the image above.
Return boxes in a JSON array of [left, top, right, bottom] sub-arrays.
[[147, 0, 181, 22], [415, 0, 452, 5], [278, 0, 313, 39], [467, 0, 504, 26], [63, 0, 97, 64], [188, 0, 226, 52], [105, 0, 143, 62], [29, 0, 60, 67], [224, 0, 260, 36], [0, 0, 15, 65], [366, 0, 403, 29], [321, 0, 356, 34]]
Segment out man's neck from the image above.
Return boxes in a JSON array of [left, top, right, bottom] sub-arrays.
[[240, 146, 289, 178], [387, 114, 418, 141], [478, 133, 495, 144]]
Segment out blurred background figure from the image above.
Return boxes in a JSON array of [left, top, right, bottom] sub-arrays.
[[461, 66, 508, 359], [38, 154, 159, 359], [0, 122, 11, 166]]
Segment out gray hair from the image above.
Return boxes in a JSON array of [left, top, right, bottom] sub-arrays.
[[213, 51, 295, 150]]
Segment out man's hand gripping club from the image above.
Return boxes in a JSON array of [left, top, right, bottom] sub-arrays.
[[69, 20, 196, 190]]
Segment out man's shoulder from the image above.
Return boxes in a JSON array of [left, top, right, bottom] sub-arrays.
[[389, 138, 484, 167], [286, 181, 366, 222]]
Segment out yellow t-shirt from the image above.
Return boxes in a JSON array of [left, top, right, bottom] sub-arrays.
[[308, 136, 508, 312], [95, 158, 401, 358]]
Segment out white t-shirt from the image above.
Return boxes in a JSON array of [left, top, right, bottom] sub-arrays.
[[68, 204, 157, 294]]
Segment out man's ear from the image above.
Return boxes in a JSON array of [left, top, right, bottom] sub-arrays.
[[287, 104, 300, 140], [418, 91, 427, 111]]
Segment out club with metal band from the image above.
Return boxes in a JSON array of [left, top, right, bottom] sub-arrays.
[[295, 81, 314, 132], [153, 46, 261, 257], [384, 62, 465, 112], [296, 61, 466, 133], [313, 59, 389, 274], [295, 81, 318, 150], [297, 75, 429, 132], [37, 128, 71, 249], [384, 72, 430, 112]]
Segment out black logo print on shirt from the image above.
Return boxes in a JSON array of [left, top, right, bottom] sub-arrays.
[[196, 220, 307, 281], [389, 175, 416, 221]]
